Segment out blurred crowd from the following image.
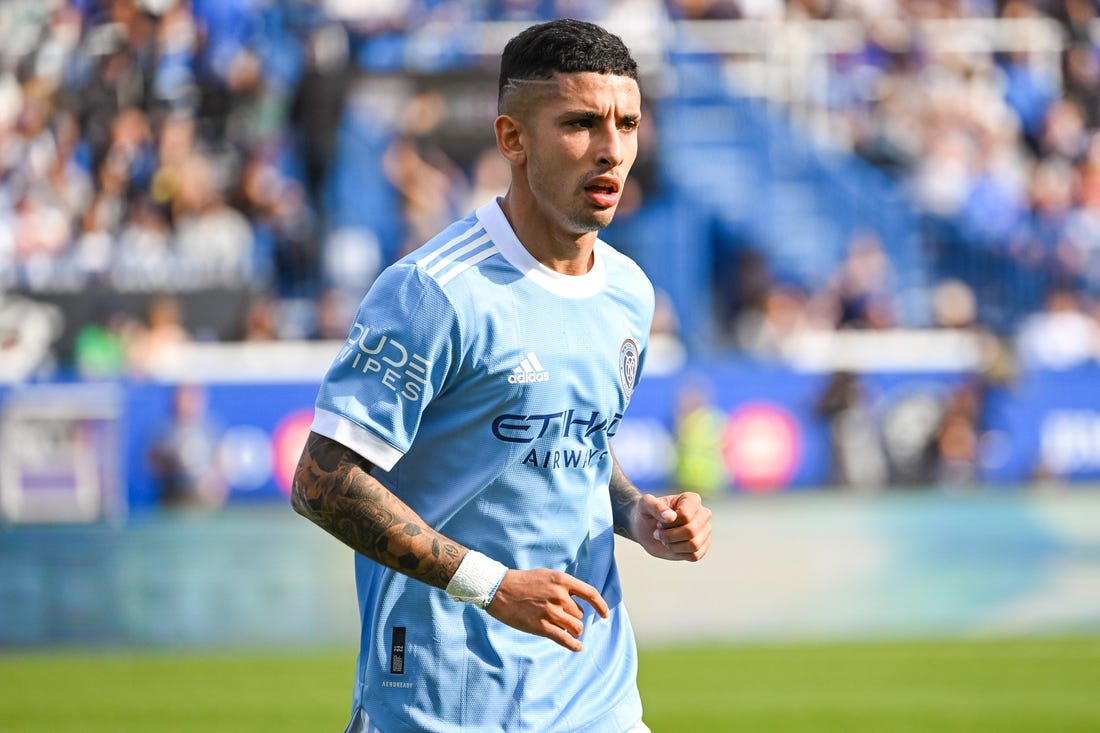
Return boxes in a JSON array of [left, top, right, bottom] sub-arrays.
[[695, 0, 1100, 374], [2, 0, 1100, 383]]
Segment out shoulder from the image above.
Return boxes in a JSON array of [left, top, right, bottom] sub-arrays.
[[368, 212, 497, 309], [596, 239, 649, 282], [596, 239, 655, 308], [400, 211, 501, 291]]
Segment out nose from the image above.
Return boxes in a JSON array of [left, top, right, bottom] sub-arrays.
[[595, 121, 624, 169]]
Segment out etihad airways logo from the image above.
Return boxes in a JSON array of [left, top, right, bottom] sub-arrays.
[[507, 352, 550, 384], [492, 408, 622, 472], [491, 409, 622, 443]]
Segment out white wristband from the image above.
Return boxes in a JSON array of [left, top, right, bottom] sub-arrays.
[[445, 551, 508, 610]]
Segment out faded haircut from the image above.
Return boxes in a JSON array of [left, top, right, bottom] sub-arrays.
[[497, 18, 638, 112]]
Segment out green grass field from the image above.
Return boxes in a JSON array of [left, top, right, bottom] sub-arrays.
[[2, 636, 1098, 732]]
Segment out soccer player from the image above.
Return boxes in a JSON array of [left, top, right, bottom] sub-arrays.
[[292, 18, 713, 733]]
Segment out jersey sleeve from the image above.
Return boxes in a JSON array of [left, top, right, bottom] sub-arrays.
[[311, 264, 459, 471]]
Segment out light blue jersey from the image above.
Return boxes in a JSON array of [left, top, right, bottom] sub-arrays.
[[312, 199, 655, 733]]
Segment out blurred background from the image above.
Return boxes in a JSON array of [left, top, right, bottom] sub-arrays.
[[2, 0, 1100, 656]]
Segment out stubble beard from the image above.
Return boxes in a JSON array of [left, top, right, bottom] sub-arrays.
[[565, 180, 618, 233], [527, 155, 618, 234], [568, 208, 614, 233]]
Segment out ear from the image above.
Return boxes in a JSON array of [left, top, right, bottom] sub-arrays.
[[494, 114, 526, 166]]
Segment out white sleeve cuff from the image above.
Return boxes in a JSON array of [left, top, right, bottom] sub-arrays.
[[310, 408, 404, 471]]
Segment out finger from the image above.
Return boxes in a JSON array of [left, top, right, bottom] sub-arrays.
[[638, 493, 678, 526], [666, 492, 704, 521], [657, 509, 713, 544], [561, 598, 585, 620], [563, 576, 609, 618], [665, 523, 712, 556], [541, 619, 584, 652], [660, 522, 712, 560], [553, 606, 585, 637], [655, 499, 708, 539]]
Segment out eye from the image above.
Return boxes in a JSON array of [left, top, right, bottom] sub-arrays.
[[569, 117, 595, 129]]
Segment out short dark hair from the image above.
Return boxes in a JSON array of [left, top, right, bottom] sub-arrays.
[[498, 19, 638, 108]]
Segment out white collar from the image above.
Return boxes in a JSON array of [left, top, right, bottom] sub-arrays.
[[476, 198, 607, 299]]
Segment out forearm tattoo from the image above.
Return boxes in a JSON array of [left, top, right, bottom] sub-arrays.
[[292, 432, 464, 589], [609, 452, 642, 541]]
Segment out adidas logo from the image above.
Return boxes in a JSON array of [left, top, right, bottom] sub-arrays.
[[507, 352, 551, 384]]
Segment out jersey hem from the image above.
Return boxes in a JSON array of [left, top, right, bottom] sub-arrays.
[[358, 688, 643, 733]]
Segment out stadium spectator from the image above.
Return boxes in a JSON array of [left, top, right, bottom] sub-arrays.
[[383, 89, 471, 257], [311, 285, 359, 340], [170, 152, 254, 283], [112, 193, 172, 287], [462, 145, 512, 214], [126, 294, 192, 377], [148, 382, 227, 510], [933, 376, 984, 486], [665, 0, 743, 20], [238, 293, 281, 341], [290, 22, 353, 211], [735, 281, 806, 357], [1063, 40, 1100, 126], [235, 149, 320, 298], [828, 230, 898, 330], [672, 378, 729, 496], [815, 370, 888, 491], [1015, 286, 1100, 370], [73, 301, 138, 379]]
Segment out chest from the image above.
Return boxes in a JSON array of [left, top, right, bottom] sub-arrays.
[[442, 291, 642, 440]]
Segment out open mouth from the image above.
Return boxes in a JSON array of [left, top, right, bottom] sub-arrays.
[[584, 178, 620, 208]]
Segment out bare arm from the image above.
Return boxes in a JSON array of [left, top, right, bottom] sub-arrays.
[[609, 447, 713, 562], [291, 430, 464, 588], [609, 450, 645, 541], [291, 430, 609, 650]]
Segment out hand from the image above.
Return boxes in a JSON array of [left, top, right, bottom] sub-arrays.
[[486, 568, 609, 652], [631, 492, 712, 562]]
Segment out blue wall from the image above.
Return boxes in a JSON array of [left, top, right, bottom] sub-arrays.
[[5, 363, 1100, 518]]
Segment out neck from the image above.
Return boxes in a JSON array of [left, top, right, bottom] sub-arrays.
[[498, 191, 596, 276]]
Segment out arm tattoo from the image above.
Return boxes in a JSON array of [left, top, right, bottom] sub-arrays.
[[291, 431, 464, 589], [609, 450, 642, 541]]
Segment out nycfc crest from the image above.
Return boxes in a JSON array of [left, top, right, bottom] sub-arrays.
[[618, 339, 639, 401]]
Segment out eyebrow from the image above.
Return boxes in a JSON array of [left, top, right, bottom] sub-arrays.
[[561, 109, 641, 123]]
